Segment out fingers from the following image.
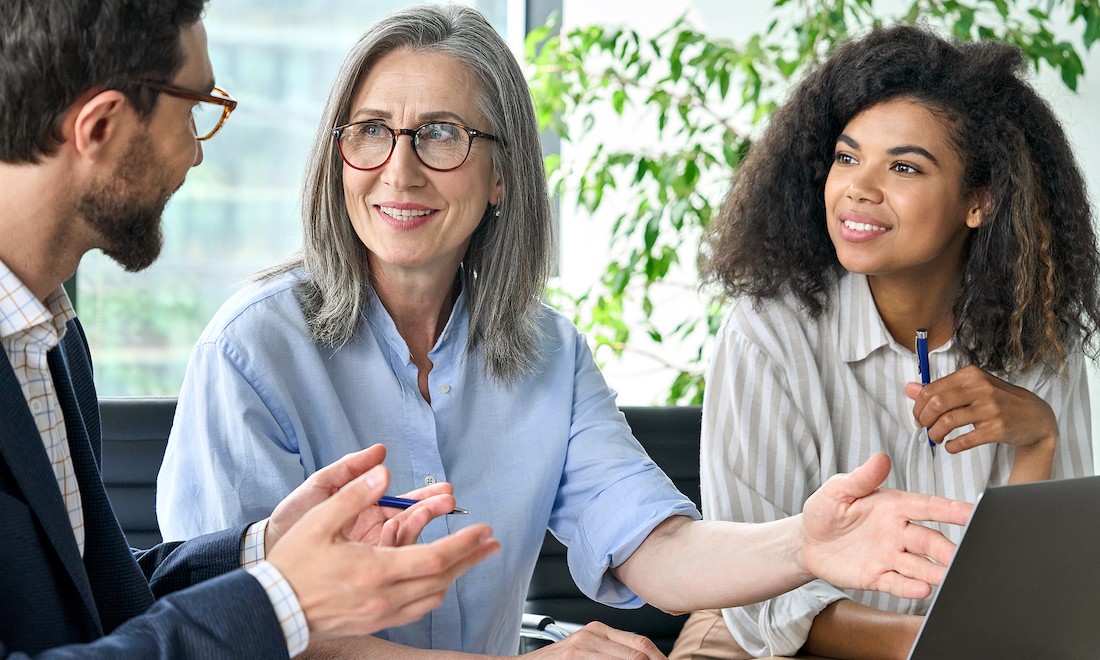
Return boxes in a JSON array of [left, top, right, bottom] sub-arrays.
[[909, 366, 1055, 452], [340, 526, 499, 635], [374, 524, 499, 583], [899, 521, 958, 570], [832, 452, 891, 500], [601, 624, 666, 659], [306, 444, 388, 493], [398, 481, 455, 501], [873, 570, 935, 601], [893, 546, 947, 587], [379, 493, 458, 546], [910, 383, 975, 439], [532, 622, 666, 659], [881, 488, 973, 531], [425, 524, 501, 579], [302, 465, 390, 540], [273, 504, 497, 642]]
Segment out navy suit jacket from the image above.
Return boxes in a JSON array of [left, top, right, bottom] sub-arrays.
[[0, 319, 288, 658]]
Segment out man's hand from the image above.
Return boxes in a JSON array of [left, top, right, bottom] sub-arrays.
[[800, 452, 973, 599], [267, 463, 499, 642]]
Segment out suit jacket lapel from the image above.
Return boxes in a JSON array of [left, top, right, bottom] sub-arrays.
[[0, 348, 99, 627], [49, 333, 154, 632]]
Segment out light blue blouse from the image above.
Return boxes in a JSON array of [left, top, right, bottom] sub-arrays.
[[156, 269, 699, 654]]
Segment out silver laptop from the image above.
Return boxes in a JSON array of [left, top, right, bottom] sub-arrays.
[[908, 475, 1100, 659]]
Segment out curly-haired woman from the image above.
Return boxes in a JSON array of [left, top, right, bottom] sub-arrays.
[[674, 24, 1099, 660]]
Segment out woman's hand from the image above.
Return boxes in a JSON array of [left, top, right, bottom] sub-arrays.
[[265, 443, 458, 551], [525, 622, 667, 659], [801, 453, 972, 600], [906, 364, 1057, 481]]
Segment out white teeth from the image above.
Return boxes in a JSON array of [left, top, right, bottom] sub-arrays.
[[843, 219, 888, 232], [380, 206, 432, 219]]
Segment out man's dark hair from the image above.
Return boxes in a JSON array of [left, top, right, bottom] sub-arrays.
[[0, 0, 207, 163]]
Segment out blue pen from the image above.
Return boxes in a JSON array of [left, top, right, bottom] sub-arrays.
[[379, 495, 469, 515], [915, 328, 936, 456]]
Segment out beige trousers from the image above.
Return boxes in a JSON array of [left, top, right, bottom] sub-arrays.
[[669, 609, 751, 660]]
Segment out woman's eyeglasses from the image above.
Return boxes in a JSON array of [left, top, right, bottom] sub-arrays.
[[332, 120, 499, 172]]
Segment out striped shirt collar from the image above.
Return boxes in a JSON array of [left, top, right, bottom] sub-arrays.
[[837, 271, 953, 364], [837, 272, 892, 363], [0, 259, 76, 344]]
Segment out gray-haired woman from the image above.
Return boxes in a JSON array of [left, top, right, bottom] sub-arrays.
[[156, 4, 971, 658]]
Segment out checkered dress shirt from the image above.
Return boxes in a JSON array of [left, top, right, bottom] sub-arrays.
[[0, 260, 307, 655], [0, 262, 83, 556]]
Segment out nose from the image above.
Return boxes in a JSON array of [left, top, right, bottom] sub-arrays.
[[192, 139, 204, 167], [379, 134, 426, 189], [845, 167, 883, 204]]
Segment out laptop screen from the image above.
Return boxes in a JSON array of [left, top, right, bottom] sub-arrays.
[[908, 475, 1100, 659]]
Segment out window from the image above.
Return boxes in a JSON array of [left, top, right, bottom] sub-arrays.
[[78, 0, 524, 395]]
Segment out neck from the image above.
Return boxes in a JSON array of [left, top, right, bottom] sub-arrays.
[[866, 268, 961, 350], [370, 261, 461, 357], [0, 160, 87, 302]]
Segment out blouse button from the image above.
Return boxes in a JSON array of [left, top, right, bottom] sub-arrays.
[[440, 384, 452, 394], [424, 474, 438, 486]]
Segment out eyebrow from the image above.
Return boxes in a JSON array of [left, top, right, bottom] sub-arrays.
[[835, 133, 940, 164], [348, 108, 470, 125]]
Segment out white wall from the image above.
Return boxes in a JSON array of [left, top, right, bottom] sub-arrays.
[[556, 1, 1100, 471]]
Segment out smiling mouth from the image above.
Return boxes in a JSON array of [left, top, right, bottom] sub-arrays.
[[842, 219, 888, 233], [379, 206, 433, 219]]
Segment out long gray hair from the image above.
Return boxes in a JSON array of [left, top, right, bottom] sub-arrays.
[[262, 3, 555, 382]]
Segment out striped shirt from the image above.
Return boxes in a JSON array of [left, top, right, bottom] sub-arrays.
[[0, 262, 84, 556], [701, 272, 1093, 656]]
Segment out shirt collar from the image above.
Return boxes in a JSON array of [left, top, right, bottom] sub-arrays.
[[363, 272, 469, 366], [837, 272, 895, 363], [0, 259, 76, 341], [837, 272, 954, 363]]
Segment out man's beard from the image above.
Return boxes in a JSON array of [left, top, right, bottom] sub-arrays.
[[77, 130, 174, 272]]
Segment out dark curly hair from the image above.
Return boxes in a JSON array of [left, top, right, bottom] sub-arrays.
[[0, 0, 207, 164], [703, 24, 1100, 374]]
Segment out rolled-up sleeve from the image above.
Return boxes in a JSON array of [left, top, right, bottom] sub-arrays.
[[549, 332, 700, 607]]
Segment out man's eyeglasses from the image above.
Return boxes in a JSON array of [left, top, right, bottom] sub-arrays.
[[140, 81, 237, 141], [332, 120, 500, 172]]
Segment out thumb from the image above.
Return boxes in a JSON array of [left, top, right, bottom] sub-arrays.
[[307, 444, 388, 493], [307, 464, 390, 538], [838, 452, 891, 500], [904, 382, 923, 400]]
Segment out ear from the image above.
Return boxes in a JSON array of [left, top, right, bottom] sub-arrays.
[[488, 172, 503, 207], [67, 90, 132, 161], [965, 192, 986, 229]]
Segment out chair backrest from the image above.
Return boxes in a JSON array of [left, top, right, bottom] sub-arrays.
[[99, 396, 176, 549], [523, 405, 702, 655], [98, 398, 703, 652]]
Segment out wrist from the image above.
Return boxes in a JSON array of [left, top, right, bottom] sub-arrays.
[[262, 517, 274, 555], [1009, 432, 1057, 483], [1016, 429, 1057, 459], [790, 514, 817, 586]]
